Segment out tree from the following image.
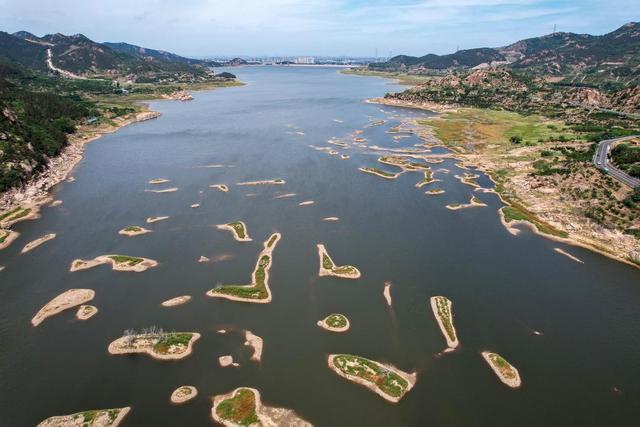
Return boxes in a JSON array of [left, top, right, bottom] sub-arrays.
[[510, 135, 523, 144]]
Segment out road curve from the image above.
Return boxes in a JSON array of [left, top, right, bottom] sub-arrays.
[[593, 136, 640, 188]]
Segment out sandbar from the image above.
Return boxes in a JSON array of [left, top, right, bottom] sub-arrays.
[[161, 295, 192, 307], [317, 244, 361, 279], [383, 281, 392, 306], [481, 351, 522, 388], [298, 200, 315, 206], [37, 407, 130, 427], [218, 355, 239, 368], [108, 331, 200, 360], [0, 229, 19, 250], [20, 233, 56, 254], [32, 289, 95, 326], [327, 354, 416, 403], [146, 216, 169, 224], [275, 193, 296, 199], [191, 203, 200, 208], [358, 167, 402, 180], [145, 187, 179, 193], [49, 200, 63, 207], [198, 256, 210, 263], [216, 221, 252, 242], [70, 255, 158, 273], [207, 233, 281, 303], [554, 247, 584, 263], [430, 296, 459, 349], [118, 226, 152, 237], [149, 178, 170, 184], [425, 189, 445, 195], [446, 196, 487, 210], [317, 313, 350, 332], [76, 304, 98, 320], [323, 217, 339, 221], [171, 386, 198, 404], [211, 387, 312, 427]]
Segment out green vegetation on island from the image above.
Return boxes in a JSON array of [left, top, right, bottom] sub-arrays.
[[318, 313, 350, 332], [215, 388, 259, 426], [430, 296, 459, 349], [107, 255, 144, 266], [108, 327, 200, 360], [359, 167, 400, 179], [318, 244, 361, 279], [481, 351, 522, 388], [37, 407, 131, 427], [0, 206, 32, 223]]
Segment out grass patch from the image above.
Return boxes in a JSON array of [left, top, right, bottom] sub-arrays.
[[153, 332, 193, 354], [502, 204, 568, 238], [326, 314, 348, 328], [228, 221, 247, 239], [211, 255, 271, 300], [108, 255, 144, 266], [216, 388, 259, 426], [0, 207, 31, 222], [433, 296, 456, 342]]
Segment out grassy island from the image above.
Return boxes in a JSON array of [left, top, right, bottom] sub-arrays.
[[70, 255, 158, 272], [0, 229, 19, 251], [378, 156, 408, 168], [37, 407, 131, 427], [0, 205, 38, 227], [119, 226, 152, 237], [108, 328, 200, 360], [207, 233, 281, 303], [171, 386, 198, 404], [327, 354, 416, 403], [415, 170, 436, 188], [212, 387, 311, 427], [358, 167, 401, 180], [76, 304, 98, 320], [32, 289, 95, 326], [317, 244, 361, 279], [216, 221, 252, 242], [481, 351, 522, 388], [446, 196, 487, 210], [430, 296, 459, 349], [317, 313, 350, 332]]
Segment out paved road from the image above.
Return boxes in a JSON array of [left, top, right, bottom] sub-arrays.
[[593, 136, 640, 188]]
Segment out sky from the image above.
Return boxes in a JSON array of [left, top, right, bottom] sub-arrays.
[[0, 0, 638, 58]]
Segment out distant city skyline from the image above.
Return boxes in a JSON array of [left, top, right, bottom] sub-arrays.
[[0, 0, 637, 58]]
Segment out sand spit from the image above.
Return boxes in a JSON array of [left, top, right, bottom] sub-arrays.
[[148, 178, 170, 184], [171, 386, 198, 404], [146, 216, 169, 224], [318, 244, 361, 279], [317, 314, 350, 333], [198, 256, 210, 263], [244, 330, 264, 362], [236, 179, 286, 186], [20, 233, 56, 254], [0, 266, 4, 272], [76, 304, 98, 320], [32, 289, 95, 326], [275, 193, 297, 199], [298, 200, 315, 206], [210, 184, 229, 192], [383, 281, 392, 306], [554, 247, 584, 264], [108, 332, 200, 360], [216, 221, 252, 242], [430, 296, 459, 350], [207, 233, 281, 303], [145, 187, 179, 193], [0, 229, 19, 251], [328, 139, 349, 148], [368, 145, 431, 155], [190, 203, 200, 208], [70, 255, 158, 273], [37, 407, 131, 427], [161, 295, 192, 307], [327, 354, 417, 403], [219, 355, 239, 367], [49, 200, 63, 207], [333, 119, 344, 123], [425, 189, 445, 195], [446, 196, 487, 210], [481, 351, 522, 388], [211, 387, 312, 427], [118, 226, 152, 237], [323, 217, 340, 221], [454, 173, 481, 188]]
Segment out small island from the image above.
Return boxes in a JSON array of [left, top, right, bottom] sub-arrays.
[[148, 178, 170, 184], [32, 289, 95, 326], [244, 330, 264, 362], [146, 216, 169, 224], [0, 205, 39, 227], [207, 233, 281, 303], [455, 173, 481, 188], [70, 255, 158, 272], [218, 355, 239, 367], [216, 221, 252, 242], [415, 170, 436, 188], [37, 407, 130, 427], [108, 328, 200, 360], [76, 304, 98, 320], [21, 233, 56, 254], [0, 229, 20, 251], [383, 281, 392, 306], [171, 386, 198, 404], [210, 184, 229, 192], [298, 200, 315, 206], [323, 217, 339, 221], [118, 226, 152, 237], [358, 167, 401, 180], [211, 387, 312, 427], [275, 192, 296, 199], [327, 354, 416, 403], [430, 296, 459, 350], [317, 313, 350, 332], [446, 196, 487, 210], [144, 187, 179, 193], [481, 351, 522, 388], [161, 295, 192, 307], [425, 189, 445, 195], [317, 244, 361, 279], [236, 179, 286, 186]]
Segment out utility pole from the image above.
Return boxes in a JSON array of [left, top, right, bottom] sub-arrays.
[[553, 24, 557, 34]]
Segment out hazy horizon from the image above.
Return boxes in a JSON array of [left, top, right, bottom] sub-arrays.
[[0, 0, 638, 58]]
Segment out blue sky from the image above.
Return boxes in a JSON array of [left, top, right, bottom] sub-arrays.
[[0, 0, 637, 57]]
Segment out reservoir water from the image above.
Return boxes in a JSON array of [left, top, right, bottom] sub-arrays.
[[1, 66, 639, 426]]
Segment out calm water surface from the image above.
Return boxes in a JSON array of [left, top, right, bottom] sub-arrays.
[[1, 66, 639, 426]]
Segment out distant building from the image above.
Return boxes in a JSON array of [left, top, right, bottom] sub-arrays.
[[295, 57, 315, 64]]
